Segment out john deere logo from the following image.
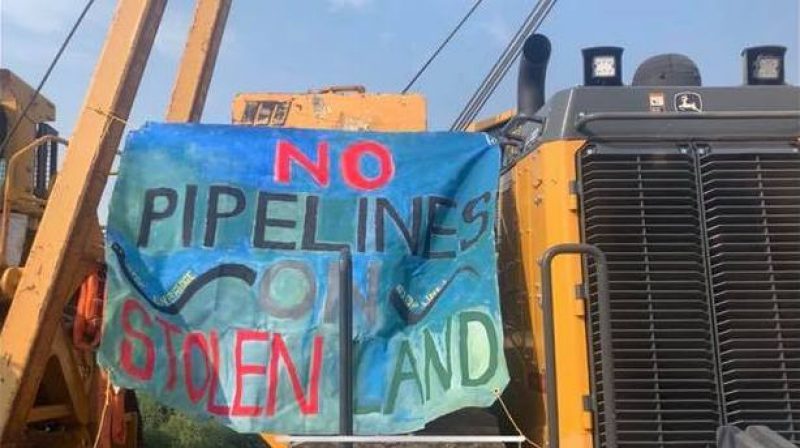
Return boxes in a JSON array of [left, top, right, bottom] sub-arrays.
[[674, 91, 703, 112]]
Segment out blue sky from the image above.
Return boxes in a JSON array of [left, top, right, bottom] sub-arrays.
[[2, 0, 798, 134]]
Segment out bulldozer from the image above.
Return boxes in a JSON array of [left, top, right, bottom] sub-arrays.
[[0, 1, 798, 447]]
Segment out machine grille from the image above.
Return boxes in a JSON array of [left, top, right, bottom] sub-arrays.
[[580, 145, 800, 447], [699, 150, 800, 443], [580, 148, 720, 447]]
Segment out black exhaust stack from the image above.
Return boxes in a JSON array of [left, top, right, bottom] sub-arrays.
[[517, 34, 551, 116]]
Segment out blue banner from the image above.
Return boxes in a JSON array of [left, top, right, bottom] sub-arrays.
[[98, 123, 508, 434]]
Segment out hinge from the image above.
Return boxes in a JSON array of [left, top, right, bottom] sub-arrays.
[[569, 180, 580, 212], [569, 180, 580, 196], [583, 394, 595, 412], [575, 283, 587, 300]]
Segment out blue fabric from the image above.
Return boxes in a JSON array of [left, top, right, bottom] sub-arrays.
[[98, 123, 508, 435]]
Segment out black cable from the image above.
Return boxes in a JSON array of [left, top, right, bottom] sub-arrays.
[[0, 0, 96, 159], [402, 0, 485, 94], [451, 0, 556, 130]]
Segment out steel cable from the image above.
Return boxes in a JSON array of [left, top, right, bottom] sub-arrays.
[[451, 0, 556, 130]]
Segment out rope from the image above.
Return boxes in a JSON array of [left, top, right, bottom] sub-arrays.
[[87, 106, 129, 125], [493, 387, 544, 448], [0, 0, 97, 159], [401, 0, 485, 94]]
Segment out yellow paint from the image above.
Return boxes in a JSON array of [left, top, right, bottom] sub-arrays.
[[165, 0, 231, 123], [466, 108, 514, 132], [499, 139, 592, 447], [232, 87, 426, 131], [260, 434, 288, 448]]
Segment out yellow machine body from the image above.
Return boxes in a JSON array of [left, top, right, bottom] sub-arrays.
[[479, 74, 800, 447], [496, 137, 593, 447], [0, 70, 125, 447], [232, 86, 427, 131], [0, 70, 57, 270]]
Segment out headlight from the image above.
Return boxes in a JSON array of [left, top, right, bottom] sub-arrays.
[[742, 46, 786, 85], [582, 47, 624, 86]]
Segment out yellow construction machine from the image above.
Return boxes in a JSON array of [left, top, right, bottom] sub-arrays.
[[478, 35, 800, 448], [1, 1, 798, 448], [0, 69, 139, 447]]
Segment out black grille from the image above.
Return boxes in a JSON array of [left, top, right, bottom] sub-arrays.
[[580, 145, 800, 447], [580, 148, 720, 447], [700, 150, 800, 443]]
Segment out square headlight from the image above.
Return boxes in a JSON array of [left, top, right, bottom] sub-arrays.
[[592, 56, 617, 78]]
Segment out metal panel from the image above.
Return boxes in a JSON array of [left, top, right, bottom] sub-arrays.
[[579, 145, 721, 447], [539, 86, 800, 142], [231, 90, 427, 131]]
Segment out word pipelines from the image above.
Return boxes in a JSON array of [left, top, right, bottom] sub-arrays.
[[137, 187, 492, 260], [112, 241, 478, 323]]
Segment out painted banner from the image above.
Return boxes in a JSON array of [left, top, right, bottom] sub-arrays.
[[98, 123, 508, 435]]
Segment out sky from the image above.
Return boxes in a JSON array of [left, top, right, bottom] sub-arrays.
[[1, 0, 798, 219], [1, 0, 798, 134]]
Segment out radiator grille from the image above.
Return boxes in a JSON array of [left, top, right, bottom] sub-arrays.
[[700, 151, 800, 443], [580, 146, 800, 447], [580, 149, 720, 447]]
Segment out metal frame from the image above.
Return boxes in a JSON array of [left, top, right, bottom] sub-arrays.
[[0, 0, 168, 441], [539, 243, 616, 448], [166, 0, 231, 122]]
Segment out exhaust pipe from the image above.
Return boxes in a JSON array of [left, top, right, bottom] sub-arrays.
[[517, 34, 551, 116]]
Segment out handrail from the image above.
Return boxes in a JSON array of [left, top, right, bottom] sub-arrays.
[[539, 243, 616, 448], [574, 110, 800, 133], [0, 135, 68, 263]]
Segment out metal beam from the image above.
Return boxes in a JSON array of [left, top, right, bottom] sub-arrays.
[[165, 0, 231, 122], [0, 0, 167, 441]]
